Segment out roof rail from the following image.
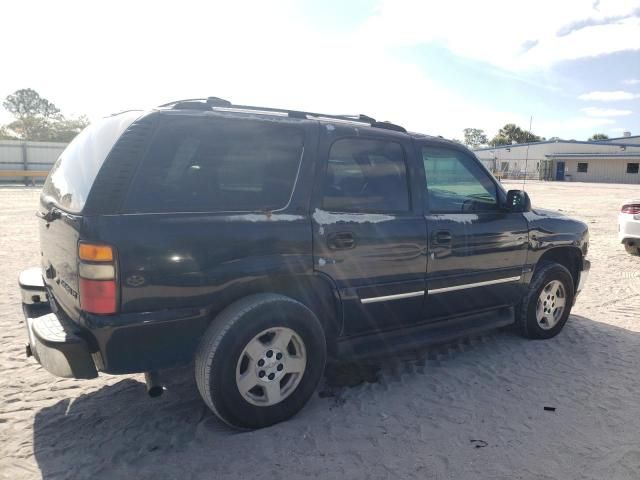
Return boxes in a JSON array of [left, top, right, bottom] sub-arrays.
[[158, 97, 232, 109], [158, 97, 406, 133]]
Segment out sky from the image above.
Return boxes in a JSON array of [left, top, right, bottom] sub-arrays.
[[1, 0, 639, 142]]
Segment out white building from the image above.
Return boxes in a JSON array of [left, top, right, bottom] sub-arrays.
[[474, 134, 640, 184]]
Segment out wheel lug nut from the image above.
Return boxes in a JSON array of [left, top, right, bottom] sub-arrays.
[[258, 370, 265, 378], [266, 350, 273, 358], [268, 373, 275, 380], [258, 359, 265, 367], [277, 364, 283, 371], [276, 352, 283, 360]]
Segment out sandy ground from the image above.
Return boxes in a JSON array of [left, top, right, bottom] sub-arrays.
[[2, 181, 640, 480]]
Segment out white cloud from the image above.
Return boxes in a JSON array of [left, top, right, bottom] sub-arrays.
[[0, 0, 537, 141], [581, 107, 633, 116], [535, 116, 616, 133], [623, 79, 640, 85], [357, 0, 640, 71], [578, 91, 640, 101], [0, 0, 637, 143]]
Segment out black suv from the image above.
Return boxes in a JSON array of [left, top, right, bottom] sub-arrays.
[[19, 97, 590, 429]]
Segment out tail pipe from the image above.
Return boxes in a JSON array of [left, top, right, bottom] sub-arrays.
[[144, 371, 164, 398]]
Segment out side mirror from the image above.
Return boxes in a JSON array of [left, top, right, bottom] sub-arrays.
[[505, 190, 531, 213]]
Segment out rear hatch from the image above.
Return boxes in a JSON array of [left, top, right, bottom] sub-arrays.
[[38, 111, 142, 320]]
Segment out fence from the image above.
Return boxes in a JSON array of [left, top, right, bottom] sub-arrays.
[[480, 158, 552, 181], [0, 140, 68, 184]]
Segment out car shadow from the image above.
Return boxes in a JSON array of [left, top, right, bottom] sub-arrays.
[[32, 315, 640, 479]]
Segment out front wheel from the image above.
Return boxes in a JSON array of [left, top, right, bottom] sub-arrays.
[[195, 293, 326, 429], [517, 262, 575, 339]]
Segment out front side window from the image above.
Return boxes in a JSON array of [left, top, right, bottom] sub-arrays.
[[125, 116, 304, 213], [322, 138, 409, 213], [422, 146, 498, 213], [577, 162, 588, 173]]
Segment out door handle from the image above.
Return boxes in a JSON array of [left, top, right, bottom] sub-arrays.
[[432, 230, 452, 245], [327, 232, 356, 250]]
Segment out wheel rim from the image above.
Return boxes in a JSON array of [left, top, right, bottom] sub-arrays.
[[535, 280, 566, 330], [235, 327, 307, 407]]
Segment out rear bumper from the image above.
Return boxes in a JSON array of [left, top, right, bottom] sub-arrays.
[[19, 267, 210, 378], [19, 268, 98, 379], [619, 213, 640, 242]]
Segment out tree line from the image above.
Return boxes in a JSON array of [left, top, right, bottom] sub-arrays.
[[461, 126, 609, 148], [0, 88, 89, 142]]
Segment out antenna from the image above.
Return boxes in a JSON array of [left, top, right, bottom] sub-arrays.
[[522, 115, 532, 190]]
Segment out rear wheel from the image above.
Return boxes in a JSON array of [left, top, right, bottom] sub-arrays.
[[624, 242, 640, 256], [517, 262, 575, 339], [195, 293, 326, 429]]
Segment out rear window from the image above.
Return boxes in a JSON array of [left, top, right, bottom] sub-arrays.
[[125, 116, 304, 213], [42, 111, 142, 212]]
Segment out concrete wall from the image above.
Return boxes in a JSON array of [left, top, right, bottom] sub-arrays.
[[0, 140, 68, 183], [562, 157, 640, 184]]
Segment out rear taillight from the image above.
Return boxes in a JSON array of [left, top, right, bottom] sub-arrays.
[[78, 243, 117, 314], [79, 278, 117, 314], [622, 204, 640, 214]]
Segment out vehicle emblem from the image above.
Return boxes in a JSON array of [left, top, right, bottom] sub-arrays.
[[126, 274, 146, 287]]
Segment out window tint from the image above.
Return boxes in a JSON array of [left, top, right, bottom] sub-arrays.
[[577, 162, 588, 173], [42, 111, 142, 212], [627, 163, 639, 174], [126, 116, 304, 213], [322, 138, 409, 213], [422, 146, 498, 213]]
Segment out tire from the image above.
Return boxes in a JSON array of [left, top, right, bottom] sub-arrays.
[[624, 242, 640, 256], [195, 293, 326, 429], [517, 261, 575, 339]]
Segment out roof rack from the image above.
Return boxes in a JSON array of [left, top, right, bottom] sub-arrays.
[[158, 97, 406, 133]]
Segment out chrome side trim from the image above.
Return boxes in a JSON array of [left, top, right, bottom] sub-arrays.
[[428, 276, 521, 295], [360, 290, 424, 304]]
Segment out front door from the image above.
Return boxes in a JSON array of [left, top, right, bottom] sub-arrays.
[[556, 161, 565, 180], [312, 127, 427, 336], [419, 143, 529, 321]]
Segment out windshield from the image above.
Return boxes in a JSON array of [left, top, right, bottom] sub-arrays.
[[41, 110, 142, 212]]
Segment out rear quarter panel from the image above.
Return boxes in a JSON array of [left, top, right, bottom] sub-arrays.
[[87, 212, 315, 314]]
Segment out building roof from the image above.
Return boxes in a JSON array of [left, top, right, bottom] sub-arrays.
[[545, 153, 640, 158], [474, 139, 640, 152], [596, 134, 640, 142]]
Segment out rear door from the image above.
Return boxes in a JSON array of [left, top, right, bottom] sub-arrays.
[[419, 143, 528, 321], [312, 125, 427, 336]]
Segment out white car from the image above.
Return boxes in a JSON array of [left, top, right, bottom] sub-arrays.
[[619, 200, 640, 255]]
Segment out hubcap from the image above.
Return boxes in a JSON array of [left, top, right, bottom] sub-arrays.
[[235, 327, 306, 407], [535, 280, 566, 330]]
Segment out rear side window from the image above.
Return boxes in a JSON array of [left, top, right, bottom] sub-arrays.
[[322, 138, 409, 213], [125, 116, 304, 213], [42, 111, 142, 212]]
